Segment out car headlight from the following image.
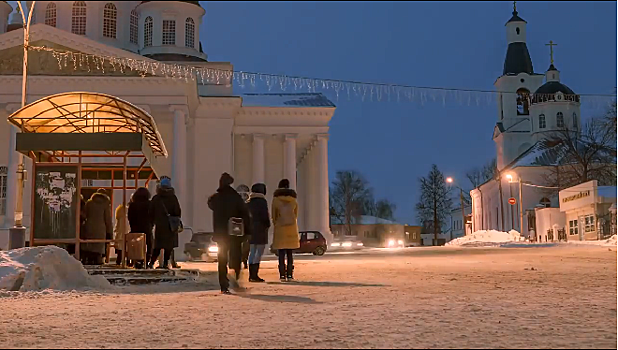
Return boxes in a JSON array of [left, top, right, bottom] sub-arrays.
[[357, 242, 364, 247], [398, 240, 404, 246], [208, 246, 219, 253], [388, 239, 396, 247], [331, 243, 341, 247]]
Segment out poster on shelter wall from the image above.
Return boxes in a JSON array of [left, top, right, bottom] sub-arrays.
[[33, 165, 79, 240]]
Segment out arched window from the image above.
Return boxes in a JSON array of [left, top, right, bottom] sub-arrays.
[[185, 18, 195, 48], [539, 197, 551, 208], [103, 3, 117, 39], [557, 112, 564, 128], [45, 3, 57, 27], [516, 88, 530, 115], [162, 19, 176, 45], [539, 114, 546, 129], [573, 112, 578, 129], [144, 16, 153, 47], [71, 1, 87, 36], [129, 9, 139, 44]]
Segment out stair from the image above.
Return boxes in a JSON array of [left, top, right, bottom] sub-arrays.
[[85, 265, 201, 286]]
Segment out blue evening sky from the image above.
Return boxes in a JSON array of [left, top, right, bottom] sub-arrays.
[[203, 1, 616, 225]]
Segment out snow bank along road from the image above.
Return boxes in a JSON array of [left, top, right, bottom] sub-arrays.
[[0, 246, 615, 349]]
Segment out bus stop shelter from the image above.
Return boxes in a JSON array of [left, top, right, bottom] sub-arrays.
[[7, 92, 168, 267]]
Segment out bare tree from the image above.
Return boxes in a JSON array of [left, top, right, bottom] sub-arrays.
[[542, 114, 617, 190], [330, 171, 374, 236], [466, 158, 497, 188], [365, 199, 397, 221], [416, 164, 453, 245]]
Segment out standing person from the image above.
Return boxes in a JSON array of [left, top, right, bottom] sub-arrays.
[[148, 177, 181, 269], [208, 173, 251, 294], [127, 187, 153, 269], [272, 179, 300, 281], [83, 189, 113, 265], [113, 202, 129, 266], [247, 183, 270, 283]]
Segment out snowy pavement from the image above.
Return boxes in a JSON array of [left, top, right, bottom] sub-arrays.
[[0, 246, 616, 349]]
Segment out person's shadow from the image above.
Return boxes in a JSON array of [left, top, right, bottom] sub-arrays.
[[266, 281, 385, 288], [236, 294, 321, 304]]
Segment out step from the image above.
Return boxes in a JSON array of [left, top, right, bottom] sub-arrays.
[[105, 276, 191, 286]]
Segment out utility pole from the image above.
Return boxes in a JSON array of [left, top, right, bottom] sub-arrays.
[[518, 177, 524, 237], [460, 188, 466, 236]]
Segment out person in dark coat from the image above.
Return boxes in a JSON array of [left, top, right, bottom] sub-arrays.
[[82, 189, 113, 265], [247, 183, 270, 283], [208, 173, 251, 294], [128, 187, 153, 268], [148, 177, 181, 269]]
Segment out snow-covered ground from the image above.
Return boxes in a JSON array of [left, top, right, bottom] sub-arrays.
[[0, 246, 616, 349]]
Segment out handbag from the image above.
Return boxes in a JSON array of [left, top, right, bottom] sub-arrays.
[[228, 217, 244, 237], [160, 200, 183, 234]]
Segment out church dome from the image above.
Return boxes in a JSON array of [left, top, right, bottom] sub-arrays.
[[140, 1, 201, 7], [534, 81, 576, 95]]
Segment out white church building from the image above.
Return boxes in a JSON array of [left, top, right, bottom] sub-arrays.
[[0, 1, 335, 252], [470, 5, 584, 239]]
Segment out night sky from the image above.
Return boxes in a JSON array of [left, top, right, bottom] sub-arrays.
[[202, 1, 616, 225]]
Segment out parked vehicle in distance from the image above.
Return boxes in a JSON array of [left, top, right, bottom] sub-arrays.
[[184, 232, 219, 262], [271, 231, 328, 256], [385, 238, 405, 248]]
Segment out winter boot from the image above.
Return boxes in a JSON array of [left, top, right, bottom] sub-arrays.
[[254, 263, 265, 282], [287, 264, 294, 282], [278, 264, 287, 282], [249, 264, 265, 283]]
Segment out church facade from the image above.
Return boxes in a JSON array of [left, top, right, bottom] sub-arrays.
[[0, 1, 334, 253], [470, 5, 582, 238]]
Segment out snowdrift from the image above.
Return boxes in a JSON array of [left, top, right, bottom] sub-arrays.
[[446, 230, 522, 247], [0, 246, 110, 292]]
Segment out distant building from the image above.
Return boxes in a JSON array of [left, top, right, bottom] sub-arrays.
[[533, 180, 616, 242], [404, 225, 422, 247], [330, 215, 406, 247], [448, 206, 472, 239]]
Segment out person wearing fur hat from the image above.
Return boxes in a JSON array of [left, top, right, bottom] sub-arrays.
[[247, 183, 271, 282], [208, 173, 252, 294], [272, 179, 300, 281]]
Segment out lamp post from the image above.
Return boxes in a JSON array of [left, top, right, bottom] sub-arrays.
[[8, 1, 35, 249], [506, 173, 525, 236], [446, 177, 468, 237], [506, 174, 515, 230]]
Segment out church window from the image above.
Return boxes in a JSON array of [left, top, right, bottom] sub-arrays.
[[539, 114, 546, 129], [573, 113, 577, 129], [557, 112, 564, 128], [71, 1, 87, 36], [103, 3, 117, 39], [516, 27, 520, 35], [516, 88, 530, 115], [185, 18, 195, 48], [45, 3, 57, 27], [539, 197, 551, 208], [144, 17, 153, 47], [130, 9, 139, 44], [0, 166, 6, 216], [162, 19, 176, 45]]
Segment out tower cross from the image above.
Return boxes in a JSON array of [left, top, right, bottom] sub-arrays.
[[513, 1, 517, 12], [546, 40, 557, 65]]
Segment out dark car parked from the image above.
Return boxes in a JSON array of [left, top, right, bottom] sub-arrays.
[[271, 231, 328, 256]]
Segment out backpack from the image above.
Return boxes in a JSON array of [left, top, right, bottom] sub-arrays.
[[228, 217, 244, 236], [278, 201, 296, 226]]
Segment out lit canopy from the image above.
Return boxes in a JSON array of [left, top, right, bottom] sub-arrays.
[[7, 92, 168, 157]]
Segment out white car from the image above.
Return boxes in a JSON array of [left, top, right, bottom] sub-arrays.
[[330, 239, 365, 251], [385, 239, 405, 248]]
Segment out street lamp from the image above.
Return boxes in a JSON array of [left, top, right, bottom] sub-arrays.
[[8, 1, 35, 248], [445, 177, 468, 237], [505, 173, 524, 236]]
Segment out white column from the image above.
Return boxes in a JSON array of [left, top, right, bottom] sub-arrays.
[[4, 125, 18, 228], [284, 134, 297, 189], [306, 142, 318, 231], [252, 133, 265, 185], [171, 107, 187, 213], [316, 134, 332, 242], [296, 150, 308, 231]]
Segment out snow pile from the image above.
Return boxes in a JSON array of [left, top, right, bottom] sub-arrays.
[[0, 246, 110, 292], [565, 235, 618, 247], [446, 230, 522, 247], [604, 235, 617, 246]]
